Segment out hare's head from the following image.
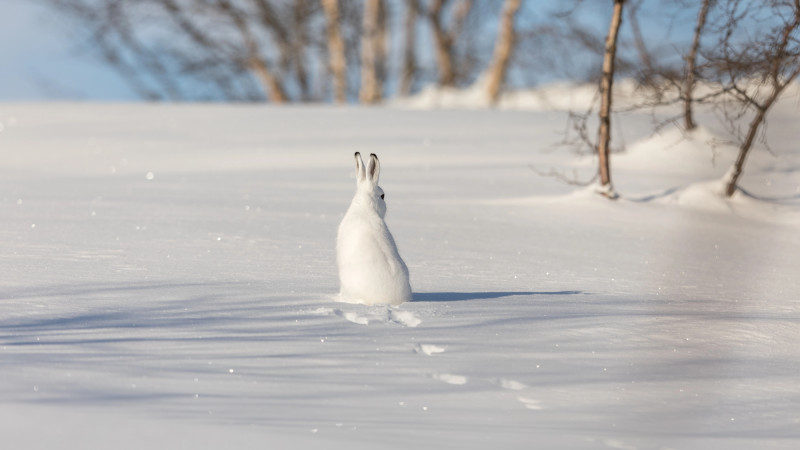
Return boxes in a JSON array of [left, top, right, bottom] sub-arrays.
[[353, 152, 387, 218]]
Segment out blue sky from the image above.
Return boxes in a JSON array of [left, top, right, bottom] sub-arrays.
[[0, 2, 136, 101]]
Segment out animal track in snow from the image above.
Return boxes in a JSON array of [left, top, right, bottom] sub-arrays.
[[432, 373, 468, 385], [310, 307, 371, 325], [310, 307, 335, 316], [310, 306, 421, 327], [342, 311, 370, 325], [517, 396, 543, 410], [414, 344, 446, 355], [388, 309, 421, 327], [491, 378, 528, 390]]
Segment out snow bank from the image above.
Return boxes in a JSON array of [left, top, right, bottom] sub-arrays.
[[395, 78, 656, 111], [1, 102, 798, 449], [395, 78, 800, 115], [614, 126, 732, 175]]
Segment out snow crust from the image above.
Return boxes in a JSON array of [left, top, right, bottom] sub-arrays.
[[1, 96, 799, 449]]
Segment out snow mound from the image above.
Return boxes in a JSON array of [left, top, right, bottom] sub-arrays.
[[656, 179, 800, 224], [658, 179, 735, 213], [393, 78, 643, 111], [394, 78, 800, 113], [614, 126, 733, 176], [397, 81, 490, 110]]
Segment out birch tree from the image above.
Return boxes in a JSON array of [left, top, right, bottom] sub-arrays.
[[428, 0, 473, 87], [399, 0, 419, 96], [216, 0, 287, 103], [596, 0, 625, 198], [485, 0, 521, 104], [359, 0, 386, 104], [711, 0, 800, 197], [322, 0, 348, 103], [684, 0, 715, 131]]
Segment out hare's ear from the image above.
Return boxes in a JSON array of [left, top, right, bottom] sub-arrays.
[[354, 152, 366, 182], [367, 153, 380, 184]]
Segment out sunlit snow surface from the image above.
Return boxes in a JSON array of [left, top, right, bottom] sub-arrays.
[[1, 100, 799, 449]]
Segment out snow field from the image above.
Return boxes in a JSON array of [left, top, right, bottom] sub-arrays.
[[1, 100, 799, 449]]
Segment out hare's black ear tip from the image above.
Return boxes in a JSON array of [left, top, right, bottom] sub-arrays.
[[354, 152, 361, 158], [370, 153, 378, 159]]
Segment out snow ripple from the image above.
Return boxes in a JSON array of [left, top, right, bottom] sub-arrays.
[[433, 373, 468, 385]]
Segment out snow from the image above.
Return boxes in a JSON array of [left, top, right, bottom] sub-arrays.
[[1, 91, 799, 449], [393, 78, 649, 111]]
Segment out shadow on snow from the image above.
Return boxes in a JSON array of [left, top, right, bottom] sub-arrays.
[[412, 290, 582, 302]]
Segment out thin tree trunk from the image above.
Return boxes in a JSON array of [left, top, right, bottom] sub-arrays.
[[684, 0, 712, 131], [723, 108, 765, 197], [448, 0, 472, 47], [486, 0, 521, 105], [428, 0, 472, 87], [626, 0, 654, 86], [322, 0, 348, 103], [428, 0, 472, 86], [723, 76, 795, 197], [218, 0, 287, 103], [360, 0, 382, 103], [292, 0, 311, 101], [375, 0, 388, 94], [111, 3, 184, 100], [162, 0, 257, 101], [429, 0, 455, 86], [596, 0, 624, 197], [399, 0, 418, 96], [249, 58, 288, 103], [722, 1, 800, 197]]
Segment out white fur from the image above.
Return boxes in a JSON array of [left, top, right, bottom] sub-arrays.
[[337, 153, 412, 306]]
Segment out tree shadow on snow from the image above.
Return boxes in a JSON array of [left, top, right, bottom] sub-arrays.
[[626, 185, 800, 204], [624, 186, 681, 203], [737, 186, 800, 203], [413, 291, 582, 302]]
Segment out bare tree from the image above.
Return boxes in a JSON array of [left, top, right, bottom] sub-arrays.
[[596, 0, 625, 198], [709, 0, 800, 197], [626, 0, 656, 87], [160, 0, 241, 100], [359, 0, 387, 103], [251, 0, 317, 102], [375, 1, 389, 98], [428, 0, 473, 87], [44, 0, 334, 102], [216, 0, 287, 103], [322, 0, 348, 103], [485, 0, 521, 104], [48, 0, 182, 101], [684, 0, 715, 131], [399, 0, 419, 96], [47, 0, 735, 112], [290, 1, 315, 101]]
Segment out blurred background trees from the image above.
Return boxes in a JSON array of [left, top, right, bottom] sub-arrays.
[[40, 0, 800, 197], [40, 0, 800, 107], [36, 0, 646, 103]]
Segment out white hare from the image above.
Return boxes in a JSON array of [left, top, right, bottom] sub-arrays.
[[337, 152, 412, 305]]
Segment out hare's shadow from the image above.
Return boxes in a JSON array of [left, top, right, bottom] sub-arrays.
[[413, 291, 582, 302]]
